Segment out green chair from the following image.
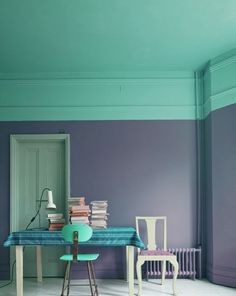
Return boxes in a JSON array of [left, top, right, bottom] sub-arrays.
[[60, 224, 99, 296]]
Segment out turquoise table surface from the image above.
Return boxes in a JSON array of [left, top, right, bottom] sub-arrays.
[[4, 227, 145, 249], [4, 227, 144, 296]]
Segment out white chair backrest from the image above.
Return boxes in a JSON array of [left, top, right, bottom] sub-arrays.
[[135, 216, 167, 251]]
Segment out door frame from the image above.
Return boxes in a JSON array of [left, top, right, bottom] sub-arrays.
[[10, 134, 70, 232]]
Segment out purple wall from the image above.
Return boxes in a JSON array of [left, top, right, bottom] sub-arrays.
[[204, 114, 213, 280], [0, 120, 197, 279], [205, 105, 236, 287]]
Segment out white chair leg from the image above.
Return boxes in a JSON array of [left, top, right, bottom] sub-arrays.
[[161, 260, 166, 285], [136, 259, 144, 296], [169, 258, 179, 295]]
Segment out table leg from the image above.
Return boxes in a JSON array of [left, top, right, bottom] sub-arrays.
[[126, 246, 129, 282], [127, 246, 134, 296], [16, 246, 23, 296], [36, 246, 42, 282]]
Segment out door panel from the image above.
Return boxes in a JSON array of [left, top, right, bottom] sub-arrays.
[[16, 140, 66, 277], [19, 145, 39, 230]]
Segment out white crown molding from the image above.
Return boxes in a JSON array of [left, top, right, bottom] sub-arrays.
[[210, 86, 236, 101], [209, 55, 236, 73], [0, 70, 194, 80], [201, 86, 236, 118], [201, 49, 236, 77], [0, 105, 197, 121], [0, 77, 194, 87]]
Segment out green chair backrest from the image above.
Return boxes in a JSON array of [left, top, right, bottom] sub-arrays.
[[62, 224, 93, 243]]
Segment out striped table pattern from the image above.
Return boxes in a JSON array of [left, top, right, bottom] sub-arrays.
[[4, 227, 145, 249]]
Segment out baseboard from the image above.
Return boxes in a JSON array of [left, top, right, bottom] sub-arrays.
[[207, 264, 236, 288]]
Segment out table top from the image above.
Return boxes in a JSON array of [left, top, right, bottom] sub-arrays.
[[4, 227, 145, 249]]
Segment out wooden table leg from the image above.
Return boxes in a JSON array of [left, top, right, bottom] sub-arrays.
[[126, 246, 129, 282], [36, 246, 42, 282], [16, 246, 23, 296], [127, 246, 134, 296]]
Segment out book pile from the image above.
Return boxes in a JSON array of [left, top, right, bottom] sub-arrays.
[[90, 201, 108, 229], [69, 196, 90, 225], [47, 213, 65, 231]]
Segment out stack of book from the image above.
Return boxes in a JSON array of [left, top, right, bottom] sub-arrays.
[[47, 213, 65, 231], [69, 197, 90, 225], [90, 201, 108, 229]]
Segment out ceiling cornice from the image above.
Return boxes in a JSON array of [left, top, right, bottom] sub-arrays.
[[0, 71, 194, 81]]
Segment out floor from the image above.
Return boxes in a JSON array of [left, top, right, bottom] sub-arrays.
[[0, 278, 235, 296]]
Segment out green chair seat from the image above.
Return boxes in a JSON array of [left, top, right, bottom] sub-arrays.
[[60, 253, 99, 261]]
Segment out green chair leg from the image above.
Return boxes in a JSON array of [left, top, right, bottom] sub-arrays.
[[66, 262, 72, 296], [90, 262, 99, 296], [87, 262, 94, 295], [61, 262, 70, 296]]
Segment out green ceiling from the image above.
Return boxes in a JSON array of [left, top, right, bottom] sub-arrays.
[[1, 0, 236, 77]]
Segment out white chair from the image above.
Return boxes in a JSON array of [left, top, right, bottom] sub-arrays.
[[136, 216, 179, 295]]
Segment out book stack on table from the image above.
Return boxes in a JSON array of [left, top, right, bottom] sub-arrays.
[[47, 213, 65, 231], [90, 201, 108, 229], [69, 196, 90, 225]]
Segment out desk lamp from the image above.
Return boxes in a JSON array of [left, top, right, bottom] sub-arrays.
[[26, 187, 56, 230]]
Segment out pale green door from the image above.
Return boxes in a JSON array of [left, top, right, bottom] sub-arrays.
[[11, 135, 70, 277]]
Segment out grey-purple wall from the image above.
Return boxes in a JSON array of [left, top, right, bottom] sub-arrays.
[[0, 120, 197, 279], [205, 104, 236, 287]]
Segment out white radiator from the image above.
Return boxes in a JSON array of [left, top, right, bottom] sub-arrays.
[[145, 248, 202, 280]]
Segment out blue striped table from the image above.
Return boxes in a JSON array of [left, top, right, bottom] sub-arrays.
[[4, 227, 145, 296], [4, 227, 145, 248]]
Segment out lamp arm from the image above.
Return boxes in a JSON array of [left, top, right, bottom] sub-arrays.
[[25, 187, 51, 230]]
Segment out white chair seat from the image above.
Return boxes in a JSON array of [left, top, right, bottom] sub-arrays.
[[140, 250, 173, 256]]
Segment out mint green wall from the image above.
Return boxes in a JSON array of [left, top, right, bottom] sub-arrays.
[[0, 73, 197, 120]]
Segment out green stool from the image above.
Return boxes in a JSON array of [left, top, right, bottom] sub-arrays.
[[60, 224, 99, 296]]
